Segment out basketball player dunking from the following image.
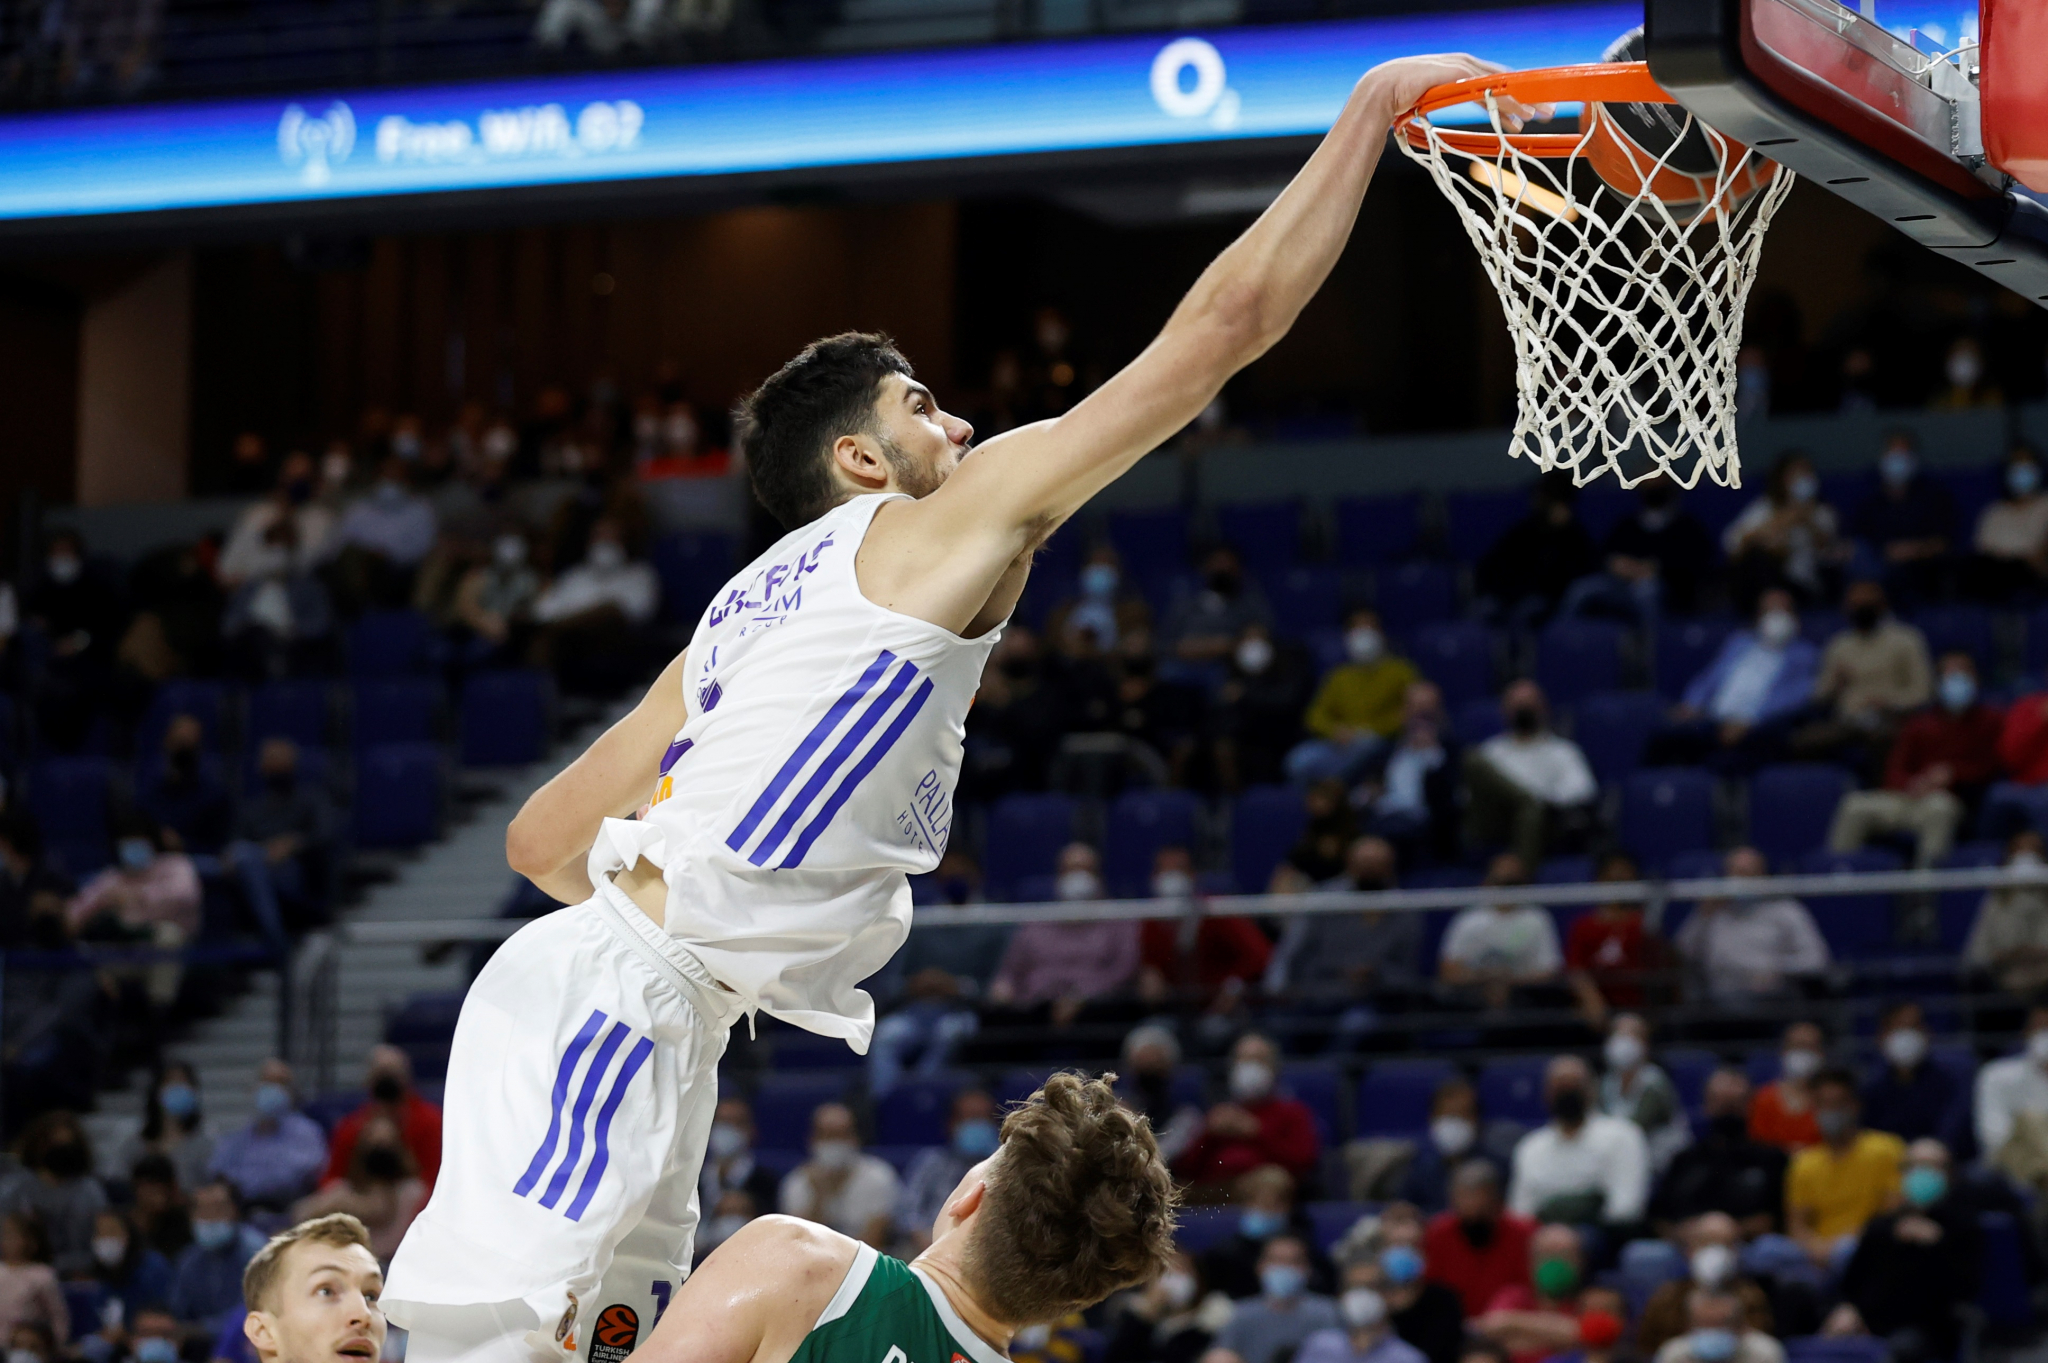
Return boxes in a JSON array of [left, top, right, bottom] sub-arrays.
[[382, 50, 1533, 1363]]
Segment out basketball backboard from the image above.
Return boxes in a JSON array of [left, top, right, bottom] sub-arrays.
[[1643, 0, 2048, 305]]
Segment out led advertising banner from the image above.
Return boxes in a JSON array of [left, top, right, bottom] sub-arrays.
[[0, 1, 1635, 220]]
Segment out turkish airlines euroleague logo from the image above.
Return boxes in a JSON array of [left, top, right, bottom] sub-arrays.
[[590, 1305, 639, 1363]]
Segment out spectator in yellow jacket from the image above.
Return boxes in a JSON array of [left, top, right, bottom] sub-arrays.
[[1286, 608, 1420, 785]]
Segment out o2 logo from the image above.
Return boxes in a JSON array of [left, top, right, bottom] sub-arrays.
[[277, 102, 355, 186], [1149, 38, 1240, 130]]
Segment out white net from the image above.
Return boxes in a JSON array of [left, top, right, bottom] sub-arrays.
[[1399, 89, 1795, 489]]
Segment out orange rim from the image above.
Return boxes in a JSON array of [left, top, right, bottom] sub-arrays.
[[1399, 61, 1674, 158]]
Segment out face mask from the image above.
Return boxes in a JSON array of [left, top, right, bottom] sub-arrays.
[[1012, 1324, 1052, 1352], [371, 1075, 405, 1104], [1850, 602, 1885, 632], [1691, 1244, 1736, 1287], [1533, 1257, 1580, 1299], [1153, 869, 1195, 899], [708, 1122, 748, 1161], [118, 838, 154, 872], [1235, 637, 1274, 675], [1206, 568, 1240, 597], [1346, 627, 1385, 664], [1902, 1166, 1948, 1207], [168, 748, 199, 780], [1509, 705, 1542, 737], [192, 1218, 237, 1252], [811, 1139, 857, 1172], [1158, 1270, 1197, 1311], [362, 1145, 406, 1181], [1788, 473, 1819, 504], [952, 1119, 1000, 1160], [1081, 564, 1118, 599], [705, 1213, 749, 1246], [588, 541, 627, 571], [42, 1143, 88, 1179], [1459, 1216, 1496, 1249], [134, 1341, 177, 1363], [1880, 449, 1916, 487], [2011, 463, 2042, 497], [92, 1235, 128, 1268], [1239, 1209, 1286, 1240], [1815, 1108, 1855, 1142], [1691, 1328, 1739, 1362], [391, 431, 423, 461], [1758, 610, 1798, 647], [1939, 672, 1976, 712], [253, 1083, 292, 1119], [1948, 350, 1984, 389], [10, 1348, 45, 1363], [1260, 1265, 1307, 1301], [1605, 1034, 1645, 1072], [1709, 1112, 1748, 1142], [483, 427, 516, 462], [1055, 869, 1101, 902], [323, 451, 353, 486], [265, 770, 296, 796], [1549, 1088, 1589, 1126], [1380, 1245, 1424, 1286], [159, 1084, 197, 1119], [1429, 1116, 1475, 1157], [1780, 1047, 1822, 1081], [1341, 1288, 1388, 1330], [46, 554, 80, 584], [1229, 1060, 1276, 1103], [1883, 1028, 1929, 1069], [494, 535, 526, 568], [664, 413, 698, 449]]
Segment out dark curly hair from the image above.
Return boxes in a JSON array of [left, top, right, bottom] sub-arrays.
[[734, 332, 913, 530], [964, 1071, 1179, 1325]]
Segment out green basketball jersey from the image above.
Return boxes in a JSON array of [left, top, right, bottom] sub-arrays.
[[788, 1245, 1009, 1363]]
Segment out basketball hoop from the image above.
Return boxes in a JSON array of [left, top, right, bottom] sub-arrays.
[[1397, 61, 1795, 490]]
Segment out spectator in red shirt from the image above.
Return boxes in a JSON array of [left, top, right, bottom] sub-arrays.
[[1137, 846, 1273, 1007], [1424, 1160, 1536, 1318], [322, 1045, 443, 1192], [1831, 652, 2005, 866], [1565, 852, 1658, 1026], [1998, 675, 2048, 785], [1173, 1032, 1320, 1187], [1475, 1222, 1586, 1363]]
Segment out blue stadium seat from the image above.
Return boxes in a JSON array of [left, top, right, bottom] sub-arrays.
[[1231, 785, 1306, 893], [1576, 488, 1637, 545], [1175, 1206, 1240, 1253], [1307, 1202, 1376, 1252], [1104, 788, 1202, 897], [1446, 488, 1529, 563], [1978, 1211, 2034, 1328], [1937, 466, 2003, 538], [770, 1031, 863, 1070], [1108, 508, 1189, 576], [1980, 781, 2048, 842], [1660, 1048, 1719, 1108], [1784, 1339, 1888, 1363], [1618, 769, 1716, 872], [1912, 603, 1993, 673], [1801, 609, 1845, 648], [32, 755, 113, 875], [983, 793, 1077, 900], [1335, 494, 1420, 567], [1478, 1056, 1550, 1126], [1537, 855, 1594, 884], [353, 743, 442, 848], [2022, 608, 2048, 677], [1537, 620, 1625, 705], [751, 1073, 852, 1151], [1572, 690, 1664, 785], [385, 990, 465, 1081], [1796, 847, 1903, 957], [1217, 502, 1303, 570], [1455, 697, 1504, 745], [347, 608, 437, 678], [866, 1144, 928, 1176], [303, 1090, 366, 1134], [249, 679, 332, 750], [1279, 1062, 1342, 1144], [62, 1282, 106, 1341], [1356, 1060, 1457, 1139], [1410, 621, 1495, 706], [1653, 618, 1735, 701], [1684, 486, 1748, 546], [353, 678, 441, 749], [138, 678, 229, 757], [1375, 563, 1457, 638], [1748, 764, 1855, 866], [875, 1071, 974, 1145], [1264, 567, 1346, 639], [649, 532, 737, 624], [460, 669, 550, 767]]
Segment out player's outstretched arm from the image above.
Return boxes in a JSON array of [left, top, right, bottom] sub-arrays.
[[505, 649, 690, 903], [626, 1217, 857, 1363]]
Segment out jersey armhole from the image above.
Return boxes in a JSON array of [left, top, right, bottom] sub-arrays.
[[812, 1242, 880, 1331]]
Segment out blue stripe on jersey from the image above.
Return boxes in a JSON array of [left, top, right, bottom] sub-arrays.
[[746, 657, 920, 868], [538, 1020, 629, 1210], [512, 1008, 608, 1198], [783, 677, 936, 869], [725, 651, 895, 856], [564, 1035, 654, 1222]]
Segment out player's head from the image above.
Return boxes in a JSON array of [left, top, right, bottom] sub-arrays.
[[241, 1214, 384, 1363], [737, 332, 974, 530], [930, 1071, 1177, 1326]]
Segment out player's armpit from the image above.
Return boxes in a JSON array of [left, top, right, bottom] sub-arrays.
[[626, 1218, 856, 1363]]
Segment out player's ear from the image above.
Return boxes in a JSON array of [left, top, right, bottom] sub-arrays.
[[830, 434, 890, 490], [244, 1309, 278, 1359]]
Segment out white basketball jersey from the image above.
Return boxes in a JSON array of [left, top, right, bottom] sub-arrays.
[[586, 493, 1003, 1050]]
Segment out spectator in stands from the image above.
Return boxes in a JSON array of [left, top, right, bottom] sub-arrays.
[[325, 456, 437, 611], [1974, 1003, 2048, 1177], [1723, 451, 1848, 609], [1561, 475, 1718, 624], [220, 452, 335, 588], [1824, 1137, 1980, 1363], [1370, 1204, 1466, 1363], [1964, 832, 2048, 995], [24, 528, 123, 751], [1794, 579, 1933, 776], [963, 627, 1063, 799], [1847, 432, 1955, 605], [1439, 854, 1563, 1010], [1477, 474, 1601, 627], [322, 1045, 442, 1193], [139, 714, 232, 854], [223, 517, 337, 679], [1288, 609, 1420, 785], [1964, 443, 2048, 603], [1423, 1160, 1536, 1317], [6, 1111, 106, 1273], [1650, 588, 1819, 775], [1138, 847, 1272, 1008], [0, 817, 64, 952], [1213, 624, 1315, 788], [1931, 336, 2001, 408], [777, 1103, 900, 1249], [1399, 1080, 1517, 1213], [1463, 681, 1596, 868], [290, 1113, 426, 1262], [1997, 675, 2048, 786], [1566, 853, 1658, 1026], [1176, 1032, 1321, 1188], [168, 1180, 263, 1322], [0, 1213, 65, 1349], [1749, 1021, 1827, 1151], [986, 843, 1140, 1025], [231, 738, 335, 932], [450, 529, 541, 662], [1651, 1287, 1783, 1363], [5, 1321, 54, 1363], [1599, 1013, 1689, 1171], [1109, 633, 1209, 784], [1652, 1069, 1786, 1235], [1266, 836, 1419, 1050], [871, 877, 1001, 1093], [1211, 1233, 1341, 1363], [1636, 1213, 1774, 1358], [1859, 1001, 1961, 1146], [127, 1154, 190, 1260], [699, 1097, 779, 1217], [531, 516, 660, 663], [1201, 1165, 1334, 1300], [1049, 546, 1150, 655], [1118, 1025, 1204, 1166], [1829, 651, 2001, 866], [1296, 1255, 1429, 1363], [1290, 779, 1358, 882], [1106, 1249, 1219, 1363], [697, 1189, 758, 1261], [1472, 1222, 1584, 1363], [1508, 1055, 1649, 1229], [1673, 850, 1830, 1009], [895, 1089, 998, 1253], [117, 1063, 214, 1194], [1358, 682, 1460, 866], [1, 892, 103, 1121], [84, 1208, 172, 1321], [127, 1309, 182, 1363], [208, 1059, 329, 1210], [1164, 547, 1271, 665], [1786, 1067, 1902, 1268], [67, 818, 200, 1004]]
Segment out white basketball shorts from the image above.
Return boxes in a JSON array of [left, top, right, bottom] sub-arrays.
[[384, 878, 744, 1363]]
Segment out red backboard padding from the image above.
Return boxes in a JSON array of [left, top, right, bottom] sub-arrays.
[[1982, 0, 2048, 193]]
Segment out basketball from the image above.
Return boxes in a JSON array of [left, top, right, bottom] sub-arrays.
[[1579, 27, 1775, 210]]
